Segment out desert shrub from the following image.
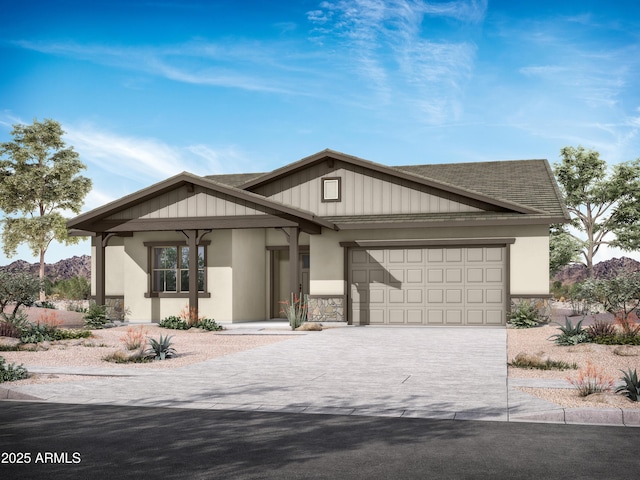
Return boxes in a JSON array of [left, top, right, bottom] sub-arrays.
[[568, 282, 595, 315], [159, 315, 189, 330], [52, 276, 91, 300], [34, 300, 56, 309], [0, 356, 28, 382], [194, 318, 223, 331], [616, 368, 640, 402], [83, 303, 108, 329], [19, 323, 91, 343], [568, 361, 614, 397], [508, 353, 577, 371], [548, 317, 591, 346], [0, 320, 21, 338], [586, 319, 617, 344], [145, 334, 176, 360], [0, 271, 41, 324], [280, 293, 308, 330], [580, 273, 640, 317], [508, 301, 547, 328], [120, 326, 148, 350], [550, 281, 570, 300], [103, 350, 150, 364]]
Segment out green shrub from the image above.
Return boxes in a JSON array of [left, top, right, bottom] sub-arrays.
[[52, 276, 91, 300], [509, 353, 577, 371], [83, 303, 108, 329], [159, 316, 189, 330], [194, 318, 223, 331], [19, 324, 92, 343], [34, 300, 56, 309], [508, 301, 547, 328], [616, 368, 640, 402], [0, 356, 29, 382], [145, 334, 176, 360], [548, 317, 591, 346]]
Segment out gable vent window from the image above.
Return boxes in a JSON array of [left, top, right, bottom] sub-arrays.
[[321, 177, 341, 202]]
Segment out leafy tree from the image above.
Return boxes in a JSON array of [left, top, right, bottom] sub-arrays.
[[553, 146, 640, 277], [549, 224, 583, 276], [0, 119, 92, 300]]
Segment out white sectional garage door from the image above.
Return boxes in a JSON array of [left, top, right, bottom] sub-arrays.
[[349, 247, 506, 326]]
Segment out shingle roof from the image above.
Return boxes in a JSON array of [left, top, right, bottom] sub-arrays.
[[205, 173, 265, 188], [393, 159, 568, 218], [207, 153, 569, 221]]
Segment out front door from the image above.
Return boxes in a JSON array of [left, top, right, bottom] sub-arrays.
[[271, 250, 310, 318]]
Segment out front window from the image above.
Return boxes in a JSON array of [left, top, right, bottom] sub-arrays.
[[152, 245, 205, 293]]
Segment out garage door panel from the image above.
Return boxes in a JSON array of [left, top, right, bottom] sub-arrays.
[[369, 289, 385, 304], [388, 309, 405, 324], [369, 309, 385, 324], [389, 289, 405, 303], [349, 246, 506, 326], [407, 289, 423, 303], [407, 310, 424, 324]]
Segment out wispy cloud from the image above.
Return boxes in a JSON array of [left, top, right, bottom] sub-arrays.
[[13, 39, 314, 96], [307, 0, 485, 123]]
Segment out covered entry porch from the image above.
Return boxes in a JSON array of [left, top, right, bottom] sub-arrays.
[[67, 172, 337, 322]]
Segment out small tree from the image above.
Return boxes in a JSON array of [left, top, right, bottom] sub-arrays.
[[553, 146, 640, 277], [0, 119, 92, 300], [0, 271, 41, 324]]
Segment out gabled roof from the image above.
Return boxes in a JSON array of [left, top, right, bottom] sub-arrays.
[[394, 159, 569, 219], [234, 149, 551, 215], [68, 172, 337, 234]]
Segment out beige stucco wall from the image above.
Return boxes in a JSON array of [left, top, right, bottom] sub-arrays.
[[308, 224, 550, 296], [231, 229, 267, 321], [91, 237, 126, 297]]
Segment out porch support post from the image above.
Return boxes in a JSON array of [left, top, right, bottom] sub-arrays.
[[181, 229, 210, 317], [95, 234, 106, 306], [95, 233, 115, 306], [286, 227, 300, 299]]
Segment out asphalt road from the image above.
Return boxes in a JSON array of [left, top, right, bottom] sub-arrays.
[[1, 401, 638, 479]]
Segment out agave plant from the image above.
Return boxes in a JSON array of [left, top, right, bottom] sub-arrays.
[[548, 317, 591, 346], [145, 334, 176, 360], [616, 368, 640, 402]]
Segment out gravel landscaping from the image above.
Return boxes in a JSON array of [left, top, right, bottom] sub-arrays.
[[2, 307, 639, 410]]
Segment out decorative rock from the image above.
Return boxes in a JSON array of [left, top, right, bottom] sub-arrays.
[[296, 322, 323, 331], [19, 343, 38, 351], [187, 327, 207, 333], [0, 337, 21, 348], [584, 392, 624, 406], [613, 345, 639, 356]]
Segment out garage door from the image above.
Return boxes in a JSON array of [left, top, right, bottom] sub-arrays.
[[349, 247, 506, 326]]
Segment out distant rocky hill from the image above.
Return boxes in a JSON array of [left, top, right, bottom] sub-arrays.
[[553, 257, 640, 285], [0, 255, 90, 282]]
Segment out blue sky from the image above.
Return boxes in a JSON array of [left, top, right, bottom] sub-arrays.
[[1, 0, 640, 265]]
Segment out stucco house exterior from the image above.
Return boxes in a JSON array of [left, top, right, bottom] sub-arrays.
[[67, 149, 569, 326]]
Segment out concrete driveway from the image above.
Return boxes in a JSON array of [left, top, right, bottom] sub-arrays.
[[4, 326, 574, 422]]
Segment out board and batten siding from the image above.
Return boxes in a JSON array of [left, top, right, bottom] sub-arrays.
[[106, 185, 274, 220], [253, 161, 490, 216]]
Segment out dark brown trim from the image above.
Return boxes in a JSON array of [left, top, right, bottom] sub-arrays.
[[239, 149, 542, 214], [144, 240, 211, 247], [266, 245, 310, 252], [339, 238, 516, 248], [332, 216, 568, 230], [321, 176, 342, 203], [344, 244, 350, 325], [144, 292, 212, 299], [67, 171, 337, 233], [89, 215, 324, 234]]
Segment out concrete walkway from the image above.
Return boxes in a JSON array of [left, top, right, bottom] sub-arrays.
[[2, 325, 638, 426]]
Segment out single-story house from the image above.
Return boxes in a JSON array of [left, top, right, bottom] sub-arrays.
[[67, 149, 569, 326]]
